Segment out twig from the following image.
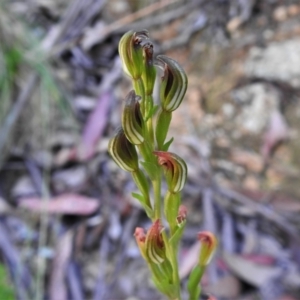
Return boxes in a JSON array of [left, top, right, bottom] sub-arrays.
[[53, 0, 180, 53], [0, 220, 32, 300], [0, 74, 38, 168], [117, 1, 201, 35], [94, 209, 140, 300], [93, 233, 110, 300], [216, 185, 299, 237]]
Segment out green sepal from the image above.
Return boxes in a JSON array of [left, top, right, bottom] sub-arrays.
[[141, 160, 159, 180], [164, 191, 180, 234], [169, 220, 186, 248], [155, 109, 172, 149], [187, 265, 205, 300], [131, 192, 153, 218], [162, 137, 174, 151]]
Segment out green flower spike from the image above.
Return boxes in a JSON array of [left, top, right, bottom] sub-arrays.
[[156, 55, 188, 112], [122, 90, 145, 145], [118, 30, 149, 80], [108, 127, 138, 172], [153, 151, 187, 193]]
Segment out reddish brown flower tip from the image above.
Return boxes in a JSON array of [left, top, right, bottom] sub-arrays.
[[134, 227, 146, 243], [176, 204, 187, 225], [197, 231, 217, 266], [134, 227, 147, 260]]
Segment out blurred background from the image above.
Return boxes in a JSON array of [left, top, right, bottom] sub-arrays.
[[0, 0, 300, 299]]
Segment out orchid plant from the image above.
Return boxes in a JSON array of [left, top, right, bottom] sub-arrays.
[[108, 30, 217, 300]]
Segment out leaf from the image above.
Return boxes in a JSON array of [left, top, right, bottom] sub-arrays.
[[155, 109, 172, 150], [0, 263, 14, 300], [131, 193, 153, 218], [162, 137, 174, 151], [169, 221, 186, 248], [141, 161, 159, 180], [145, 104, 159, 121], [49, 230, 74, 300], [19, 194, 99, 215], [79, 90, 112, 160]]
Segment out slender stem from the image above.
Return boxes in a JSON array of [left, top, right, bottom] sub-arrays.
[[162, 231, 181, 300], [133, 77, 146, 116], [152, 170, 161, 220], [145, 94, 155, 145]]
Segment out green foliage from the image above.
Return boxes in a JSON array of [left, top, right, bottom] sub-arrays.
[[0, 263, 15, 300]]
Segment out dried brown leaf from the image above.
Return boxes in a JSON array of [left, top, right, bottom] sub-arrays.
[[19, 193, 99, 215]]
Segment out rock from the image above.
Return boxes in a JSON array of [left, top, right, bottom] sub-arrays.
[[245, 40, 300, 87], [273, 6, 288, 22], [232, 83, 280, 134]]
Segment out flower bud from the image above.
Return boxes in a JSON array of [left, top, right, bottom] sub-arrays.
[[134, 227, 147, 260], [176, 205, 187, 225], [197, 231, 217, 266], [156, 55, 187, 112], [142, 42, 156, 95], [145, 220, 166, 264], [153, 151, 187, 193], [119, 30, 149, 79], [122, 90, 145, 145], [108, 127, 138, 172]]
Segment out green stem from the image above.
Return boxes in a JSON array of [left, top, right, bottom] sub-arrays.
[[187, 265, 206, 300], [162, 231, 181, 300], [145, 94, 155, 145], [152, 171, 162, 220], [133, 77, 146, 116]]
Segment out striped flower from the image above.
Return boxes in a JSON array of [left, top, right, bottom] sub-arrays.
[[108, 127, 138, 172], [118, 30, 149, 79], [156, 55, 187, 112], [145, 220, 166, 264], [122, 90, 144, 145], [154, 151, 187, 193]]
